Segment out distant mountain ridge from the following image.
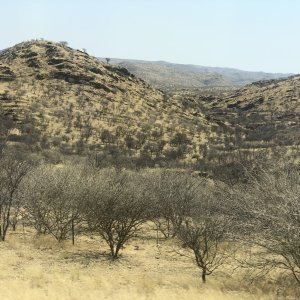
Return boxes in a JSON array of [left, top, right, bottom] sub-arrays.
[[100, 58, 292, 91]]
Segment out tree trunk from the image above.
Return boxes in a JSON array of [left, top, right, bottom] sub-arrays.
[[202, 268, 206, 283], [71, 219, 75, 245], [113, 242, 122, 260], [11, 216, 17, 231], [109, 243, 115, 258]]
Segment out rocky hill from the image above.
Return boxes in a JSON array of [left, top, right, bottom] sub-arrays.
[[103, 58, 291, 91], [172, 75, 300, 170], [0, 40, 214, 165], [1, 40, 298, 172], [200, 75, 300, 112]]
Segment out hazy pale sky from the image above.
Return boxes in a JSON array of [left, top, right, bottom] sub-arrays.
[[1, 0, 300, 73]]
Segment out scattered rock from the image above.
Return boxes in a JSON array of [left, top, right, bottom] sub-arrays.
[[0, 65, 15, 81]]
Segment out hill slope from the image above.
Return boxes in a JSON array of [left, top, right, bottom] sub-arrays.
[[0, 40, 212, 163], [174, 75, 300, 164], [212, 75, 300, 113], [103, 58, 291, 91]]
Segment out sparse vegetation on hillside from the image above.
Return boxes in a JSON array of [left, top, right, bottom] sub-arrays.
[[0, 39, 215, 167], [1, 40, 299, 173], [170, 75, 300, 178]]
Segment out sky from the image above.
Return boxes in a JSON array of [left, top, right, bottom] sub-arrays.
[[1, 0, 300, 73]]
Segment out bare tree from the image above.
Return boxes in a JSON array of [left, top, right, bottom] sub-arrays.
[[150, 170, 199, 238], [85, 170, 149, 259], [8, 193, 23, 231], [58, 41, 69, 48], [176, 183, 233, 283], [178, 216, 230, 283], [236, 166, 300, 284], [24, 165, 86, 243], [0, 153, 30, 241]]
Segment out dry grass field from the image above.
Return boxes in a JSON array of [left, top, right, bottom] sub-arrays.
[[0, 223, 295, 300]]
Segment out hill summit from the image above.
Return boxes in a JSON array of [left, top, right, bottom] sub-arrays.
[[0, 40, 212, 165]]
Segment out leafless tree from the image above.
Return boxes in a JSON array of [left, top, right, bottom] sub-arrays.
[[150, 170, 200, 238], [24, 165, 86, 243], [235, 166, 300, 284], [85, 169, 150, 259], [58, 41, 68, 48], [0, 153, 30, 241], [177, 183, 233, 283]]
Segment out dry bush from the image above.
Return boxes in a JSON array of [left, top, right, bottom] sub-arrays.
[[84, 169, 151, 259], [149, 170, 200, 238], [176, 180, 234, 283], [0, 113, 14, 154], [23, 164, 87, 242], [234, 166, 300, 285], [0, 152, 30, 241]]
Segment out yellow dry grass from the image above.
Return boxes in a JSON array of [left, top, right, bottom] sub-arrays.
[[0, 40, 212, 156], [0, 225, 295, 300]]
